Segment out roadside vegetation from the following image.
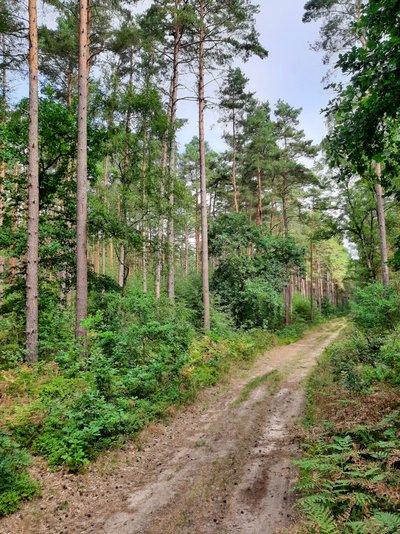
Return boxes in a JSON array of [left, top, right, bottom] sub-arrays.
[[0, 277, 341, 516], [292, 283, 400, 533]]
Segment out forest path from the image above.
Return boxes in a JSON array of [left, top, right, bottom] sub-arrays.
[[0, 320, 344, 534]]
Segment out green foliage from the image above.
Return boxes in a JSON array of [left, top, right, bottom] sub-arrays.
[[294, 289, 400, 532], [0, 432, 39, 516], [351, 283, 400, 344], [295, 416, 400, 533], [209, 213, 304, 328], [0, 286, 279, 479]]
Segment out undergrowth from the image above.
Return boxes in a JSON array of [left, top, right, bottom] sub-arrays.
[[292, 283, 400, 533], [0, 290, 299, 516], [0, 286, 328, 516]]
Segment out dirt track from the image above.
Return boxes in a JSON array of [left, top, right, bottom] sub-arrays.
[[0, 321, 344, 534]]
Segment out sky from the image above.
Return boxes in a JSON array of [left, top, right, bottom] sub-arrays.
[[177, 0, 330, 153], [13, 0, 329, 154]]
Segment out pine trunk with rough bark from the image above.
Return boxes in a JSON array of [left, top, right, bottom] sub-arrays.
[[199, 0, 210, 330], [282, 176, 291, 326], [155, 137, 167, 299], [185, 223, 189, 277], [166, 6, 181, 301], [232, 111, 239, 213], [195, 187, 200, 273], [375, 164, 390, 288], [0, 34, 6, 307], [310, 239, 314, 322], [256, 166, 262, 227], [26, 0, 40, 362], [75, 0, 89, 343]]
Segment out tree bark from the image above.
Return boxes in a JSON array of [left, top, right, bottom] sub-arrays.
[[167, 142, 175, 300], [282, 176, 291, 325], [185, 223, 189, 277], [375, 164, 390, 288], [195, 187, 200, 273], [199, 0, 211, 330], [155, 136, 167, 299], [102, 156, 108, 276], [310, 239, 314, 322], [142, 130, 148, 294], [256, 165, 262, 227], [0, 34, 6, 307], [25, 0, 40, 362], [118, 244, 125, 288], [75, 0, 89, 343], [232, 110, 239, 213], [94, 238, 100, 274]]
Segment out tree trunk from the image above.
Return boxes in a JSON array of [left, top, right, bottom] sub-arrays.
[[0, 34, 6, 307], [102, 156, 108, 276], [375, 164, 390, 288], [155, 136, 167, 299], [185, 223, 189, 277], [310, 239, 314, 322], [199, 0, 211, 331], [75, 0, 89, 343], [25, 0, 40, 362], [256, 165, 262, 227], [142, 130, 148, 294], [118, 245, 125, 288], [94, 238, 100, 274], [167, 153, 175, 300], [282, 178, 291, 326], [195, 187, 200, 273], [232, 110, 239, 213]]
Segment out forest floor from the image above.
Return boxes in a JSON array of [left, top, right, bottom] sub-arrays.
[[0, 320, 344, 534]]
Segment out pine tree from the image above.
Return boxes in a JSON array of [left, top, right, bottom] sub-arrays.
[[75, 0, 89, 342], [25, 0, 40, 362], [219, 67, 255, 213]]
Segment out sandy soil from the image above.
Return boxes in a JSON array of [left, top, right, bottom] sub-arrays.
[[0, 320, 344, 534]]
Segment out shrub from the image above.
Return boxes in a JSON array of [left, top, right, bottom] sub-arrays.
[[292, 294, 322, 323], [379, 327, 400, 386], [351, 283, 400, 349], [0, 431, 39, 516]]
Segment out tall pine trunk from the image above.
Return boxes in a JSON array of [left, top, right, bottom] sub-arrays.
[[375, 164, 389, 288], [199, 0, 210, 330], [26, 0, 40, 362], [155, 138, 167, 299], [0, 34, 6, 307], [75, 0, 89, 342], [185, 223, 189, 277], [282, 176, 291, 326], [167, 9, 180, 301], [232, 110, 239, 213], [256, 166, 262, 227], [310, 239, 314, 322], [195, 187, 200, 273]]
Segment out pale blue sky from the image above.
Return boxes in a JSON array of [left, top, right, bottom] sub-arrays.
[[178, 0, 329, 152], [13, 0, 328, 153]]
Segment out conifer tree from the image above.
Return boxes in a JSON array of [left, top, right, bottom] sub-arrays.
[[25, 0, 40, 362], [75, 0, 89, 342]]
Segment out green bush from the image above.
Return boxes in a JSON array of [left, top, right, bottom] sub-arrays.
[[1, 286, 281, 476], [379, 327, 400, 386], [0, 431, 39, 516], [351, 283, 400, 349], [209, 213, 304, 329], [292, 294, 322, 323]]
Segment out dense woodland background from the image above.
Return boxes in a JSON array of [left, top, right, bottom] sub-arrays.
[[0, 0, 400, 529]]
